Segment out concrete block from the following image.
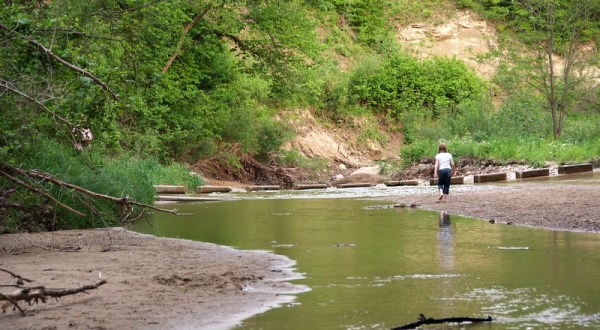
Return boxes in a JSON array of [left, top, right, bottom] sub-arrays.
[[246, 185, 281, 191], [156, 195, 227, 202], [400, 180, 419, 186], [558, 163, 593, 174], [154, 185, 186, 194], [336, 183, 373, 188], [384, 180, 419, 186], [473, 173, 507, 183], [197, 185, 232, 193], [294, 183, 328, 190], [515, 168, 550, 179], [429, 176, 465, 185]]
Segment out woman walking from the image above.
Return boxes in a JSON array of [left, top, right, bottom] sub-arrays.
[[433, 143, 455, 202]]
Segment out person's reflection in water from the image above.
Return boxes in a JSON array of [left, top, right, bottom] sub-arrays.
[[438, 212, 454, 272]]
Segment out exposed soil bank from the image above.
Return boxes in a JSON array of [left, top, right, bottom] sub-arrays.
[[0, 228, 307, 330]]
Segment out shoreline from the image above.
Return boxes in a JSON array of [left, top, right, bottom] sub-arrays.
[[0, 228, 309, 330], [2, 180, 599, 329]]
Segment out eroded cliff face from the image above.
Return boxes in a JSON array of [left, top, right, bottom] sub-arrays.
[[397, 9, 499, 79], [282, 9, 500, 169], [280, 109, 395, 168]]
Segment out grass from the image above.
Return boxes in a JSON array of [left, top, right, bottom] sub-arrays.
[[5, 138, 202, 231]]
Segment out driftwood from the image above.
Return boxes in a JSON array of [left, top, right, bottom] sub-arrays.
[[1, 279, 107, 316], [391, 314, 493, 329]]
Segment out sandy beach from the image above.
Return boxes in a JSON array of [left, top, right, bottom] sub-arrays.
[[0, 228, 307, 330]]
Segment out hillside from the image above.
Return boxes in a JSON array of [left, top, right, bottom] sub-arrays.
[[213, 9, 501, 183]]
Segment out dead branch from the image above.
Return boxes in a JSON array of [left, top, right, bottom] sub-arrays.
[[162, 5, 213, 74], [0, 79, 74, 128], [0, 162, 179, 217], [0, 79, 92, 149], [0, 168, 86, 217], [391, 314, 493, 329], [0, 293, 25, 316], [0, 268, 33, 287], [1, 279, 107, 315], [18, 234, 81, 253], [0, 23, 118, 100]]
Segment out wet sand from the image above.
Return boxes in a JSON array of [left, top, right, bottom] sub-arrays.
[[383, 183, 600, 233]]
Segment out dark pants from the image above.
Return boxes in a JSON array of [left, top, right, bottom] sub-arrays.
[[438, 168, 452, 195]]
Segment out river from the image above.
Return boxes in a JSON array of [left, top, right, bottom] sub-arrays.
[[131, 178, 600, 329]]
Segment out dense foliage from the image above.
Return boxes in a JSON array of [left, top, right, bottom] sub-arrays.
[[1, 0, 599, 231]]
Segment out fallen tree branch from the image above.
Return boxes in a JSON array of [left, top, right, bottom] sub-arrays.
[[0, 162, 179, 217], [25, 168, 179, 215], [0, 268, 33, 287], [0, 293, 25, 316], [1, 279, 107, 315], [0, 168, 86, 217], [391, 314, 493, 329]]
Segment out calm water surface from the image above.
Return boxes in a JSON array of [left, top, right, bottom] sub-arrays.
[[132, 181, 600, 329]]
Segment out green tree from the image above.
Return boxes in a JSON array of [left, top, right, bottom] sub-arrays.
[[512, 0, 600, 138]]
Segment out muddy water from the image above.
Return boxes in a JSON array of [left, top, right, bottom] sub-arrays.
[[131, 193, 600, 330]]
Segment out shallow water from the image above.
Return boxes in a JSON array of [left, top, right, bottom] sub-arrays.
[[132, 186, 600, 329]]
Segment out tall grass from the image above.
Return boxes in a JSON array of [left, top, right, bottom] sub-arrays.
[[5, 138, 202, 231], [399, 94, 600, 166]]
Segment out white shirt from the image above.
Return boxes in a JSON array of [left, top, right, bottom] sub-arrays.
[[435, 152, 453, 170]]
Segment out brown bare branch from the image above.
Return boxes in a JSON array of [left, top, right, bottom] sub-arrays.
[[391, 314, 493, 329], [1, 162, 179, 216], [0, 79, 74, 128], [0, 268, 33, 287], [1, 279, 107, 315], [0, 23, 119, 100], [0, 293, 25, 316], [0, 169, 86, 217], [162, 7, 212, 74]]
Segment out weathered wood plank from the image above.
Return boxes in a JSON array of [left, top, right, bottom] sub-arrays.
[[385, 180, 419, 186], [155, 195, 228, 202], [336, 183, 373, 188]]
